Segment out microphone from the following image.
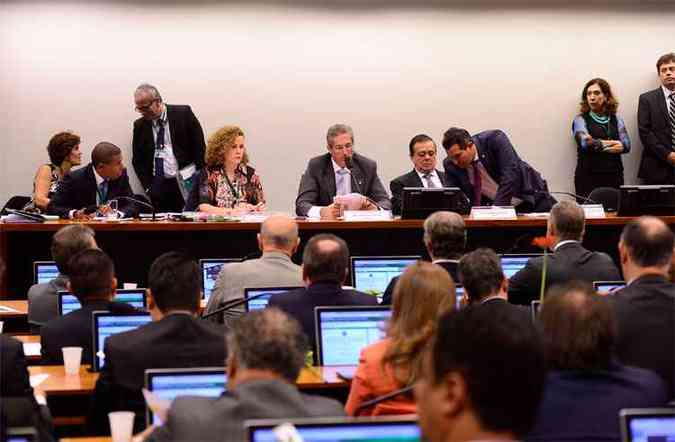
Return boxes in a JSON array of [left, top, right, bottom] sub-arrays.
[[343, 155, 380, 210], [353, 385, 415, 415], [544, 191, 597, 205], [113, 195, 157, 220], [201, 291, 273, 320]]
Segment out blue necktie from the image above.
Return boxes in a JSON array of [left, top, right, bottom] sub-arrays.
[[98, 181, 108, 204], [336, 168, 349, 195], [154, 120, 165, 178]]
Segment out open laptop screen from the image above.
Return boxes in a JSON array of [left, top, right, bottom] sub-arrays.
[[316, 306, 391, 366], [200, 258, 240, 302], [350, 256, 420, 297], [34, 261, 58, 284], [593, 281, 626, 294], [620, 408, 675, 442], [58, 289, 147, 316], [243, 287, 302, 312], [500, 254, 542, 278], [92, 312, 152, 371]]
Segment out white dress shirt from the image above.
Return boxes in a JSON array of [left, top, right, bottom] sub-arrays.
[[415, 169, 443, 188], [307, 158, 353, 218], [152, 106, 178, 178]]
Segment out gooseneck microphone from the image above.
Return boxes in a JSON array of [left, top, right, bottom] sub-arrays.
[[343, 155, 381, 210], [201, 292, 272, 320], [545, 191, 597, 205], [112, 196, 157, 220], [353, 385, 415, 415]]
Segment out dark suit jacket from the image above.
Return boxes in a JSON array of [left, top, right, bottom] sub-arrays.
[[40, 300, 139, 365], [87, 313, 227, 435], [381, 260, 459, 306], [389, 169, 449, 215], [443, 130, 555, 212], [474, 298, 531, 322], [638, 88, 675, 183], [1, 335, 32, 397], [508, 242, 621, 306], [611, 274, 675, 399], [146, 379, 345, 442], [295, 152, 391, 216], [268, 282, 378, 356], [132, 104, 206, 190], [46, 163, 137, 218]]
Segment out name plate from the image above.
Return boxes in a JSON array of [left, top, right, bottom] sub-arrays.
[[470, 206, 517, 220], [580, 204, 606, 219], [343, 210, 393, 221]]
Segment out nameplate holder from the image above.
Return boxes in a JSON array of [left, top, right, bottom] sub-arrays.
[[581, 204, 606, 219], [470, 206, 517, 220], [343, 210, 393, 221]]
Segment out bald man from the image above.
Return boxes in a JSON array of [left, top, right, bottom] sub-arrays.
[[204, 215, 303, 325]]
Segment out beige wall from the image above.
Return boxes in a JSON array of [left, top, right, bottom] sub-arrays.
[[1, 1, 673, 211]]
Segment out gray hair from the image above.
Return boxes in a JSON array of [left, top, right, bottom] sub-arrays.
[[134, 83, 163, 102], [326, 124, 354, 146], [549, 200, 585, 241], [423, 211, 466, 259], [226, 309, 307, 382], [51, 225, 97, 275]]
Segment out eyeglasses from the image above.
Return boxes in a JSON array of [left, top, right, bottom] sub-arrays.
[[134, 99, 158, 112], [332, 142, 353, 151]]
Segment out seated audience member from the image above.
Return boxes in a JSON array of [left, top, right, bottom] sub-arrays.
[[612, 216, 675, 398], [345, 262, 454, 416], [141, 309, 345, 442], [572, 78, 631, 199], [442, 127, 556, 212], [415, 305, 547, 442], [459, 248, 529, 318], [527, 282, 667, 442], [29, 131, 83, 211], [27, 224, 98, 330], [382, 211, 465, 305], [204, 214, 302, 325], [185, 125, 265, 215], [509, 200, 620, 305], [295, 124, 391, 219], [40, 249, 138, 365], [268, 234, 378, 355], [88, 252, 227, 435], [389, 134, 449, 215], [47, 141, 138, 219]]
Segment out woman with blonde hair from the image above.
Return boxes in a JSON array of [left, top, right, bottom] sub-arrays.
[[345, 261, 454, 416], [188, 125, 265, 215]]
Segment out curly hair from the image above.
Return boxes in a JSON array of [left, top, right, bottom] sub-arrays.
[[205, 125, 248, 168], [47, 131, 80, 169], [579, 78, 619, 115]]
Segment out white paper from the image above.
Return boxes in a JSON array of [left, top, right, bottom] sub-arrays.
[[142, 388, 171, 425], [30, 374, 49, 388], [334, 193, 366, 210], [343, 210, 393, 221], [581, 204, 606, 219], [272, 423, 304, 442], [470, 206, 518, 220], [23, 343, 41, 356], [0, 305, 19, 313]]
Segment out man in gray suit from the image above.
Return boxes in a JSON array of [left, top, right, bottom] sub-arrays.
[[142, 308, 345, 442], [204, 215, 303, 325], [295, 124, 391, 219]]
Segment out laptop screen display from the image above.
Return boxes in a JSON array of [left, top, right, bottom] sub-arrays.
[[58, 290, 146, 316], [200, 259, 239, 301], [243, 287, 301, 312], [93, 313, 151, 371], [249, 421, 421, 442], [351, 257, 419, 297], [627, 415, 675, 442], [501, 255, 541, 278], [34, 261, 58, 284]]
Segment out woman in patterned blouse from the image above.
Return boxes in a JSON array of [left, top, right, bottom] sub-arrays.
[[194, 125, 265, 215]]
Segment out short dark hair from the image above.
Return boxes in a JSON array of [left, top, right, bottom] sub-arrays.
[[227, 308, 307, 383], [458, 249, 504, 303], [431, 306, 546, 438], [47, 131, 80, 167], [656, 52, 675, 73], [50, 225, 96, 275], [423, 211, 466, 259], [68, 249, 115, 301], [549, 201, 585, 241], [539, 281, 615, 371], [302, 234, 349, 284], [91, 141, 121, 167], [148, 252, 200, 313], [408, 134, 436, 157], [621, 216, 674, 268], [441, 127, 472, 151]]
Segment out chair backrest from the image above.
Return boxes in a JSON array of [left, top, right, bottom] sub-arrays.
[[1, 196, 32, 215], [588, 187, 620, 212]]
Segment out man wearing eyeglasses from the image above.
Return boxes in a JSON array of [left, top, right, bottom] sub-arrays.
[[295, 123, 391, 219], [132, 84, 206, 213]]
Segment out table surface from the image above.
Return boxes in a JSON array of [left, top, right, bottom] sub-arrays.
[[0, 300, 28, 317]]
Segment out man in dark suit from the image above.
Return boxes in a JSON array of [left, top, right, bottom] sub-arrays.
[[508, 200, 620, 305], [381, 211, 465, 305], [637, 53, 675, 184], [132, 84, 206, 212], [142, 309, 344, 442], [88, 252, 227, 435], [390, 134, 449, 215], [40, 249, 139, 365], [295, 124, 391, 219], [611, 216, 675, 399], [268, 234, 377, 355], [442, 127, 555, 213], [47, 142, 138, 219]]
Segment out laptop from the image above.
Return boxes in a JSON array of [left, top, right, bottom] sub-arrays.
[[144, 367, 226, 426], [455, 285, 464, 309], [246, 416, 421, 442], [91, 311, 152, 371], [200, 258, 240, 302], [531, 300, 541, 321], [243, 287, 302, 312], [593, 281, 626, 294], [57, 289, 148, 316], [33, 261, 58, 284], [500, 254, 542, 278], [315, 306, 391, 366], [620, 408, 675, 442], [350, 256, 420, 297]]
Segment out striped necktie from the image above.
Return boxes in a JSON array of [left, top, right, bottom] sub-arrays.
[[423, 172, 437, 188], [669, 92, 675, 149], [336, 168, 349, 196], [154, 119, 165, 178]]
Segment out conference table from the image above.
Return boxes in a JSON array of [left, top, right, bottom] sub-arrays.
[[1, 215, 661, 298], [0, 299, 28, 332]]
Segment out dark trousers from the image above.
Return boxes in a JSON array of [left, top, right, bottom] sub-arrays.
[[150, 177, 185, 213]]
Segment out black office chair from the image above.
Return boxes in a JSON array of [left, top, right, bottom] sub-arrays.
[[0, 195, 32, 216], [588, 187, 620, 212]]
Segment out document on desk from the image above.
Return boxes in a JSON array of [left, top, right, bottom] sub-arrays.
[[30, 374, 49, 388], [23, 342, 41, 356]]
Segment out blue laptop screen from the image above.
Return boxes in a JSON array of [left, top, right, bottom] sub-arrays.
[[245, 288, 297, 311], [148, 372, 226, 425], [201, 261, 231, 301], [455, 286, 464, 309], [352, 258, 418, 295], [595, 283, 625, 293], [35, 262, 58, 284], [250, 422, 421, 441], [501, 256, 538, 278], [60, 290, 146, 315], [628, 415, 675, 442], [318, 309, 391, 366], [60, 294, 82, 316], [95, 314, 151, 370]]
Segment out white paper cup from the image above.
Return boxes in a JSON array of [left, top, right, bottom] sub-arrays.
[[109, 411, 135, 442], [123, 283, 138, 289], [62, 347, 82, 375]]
